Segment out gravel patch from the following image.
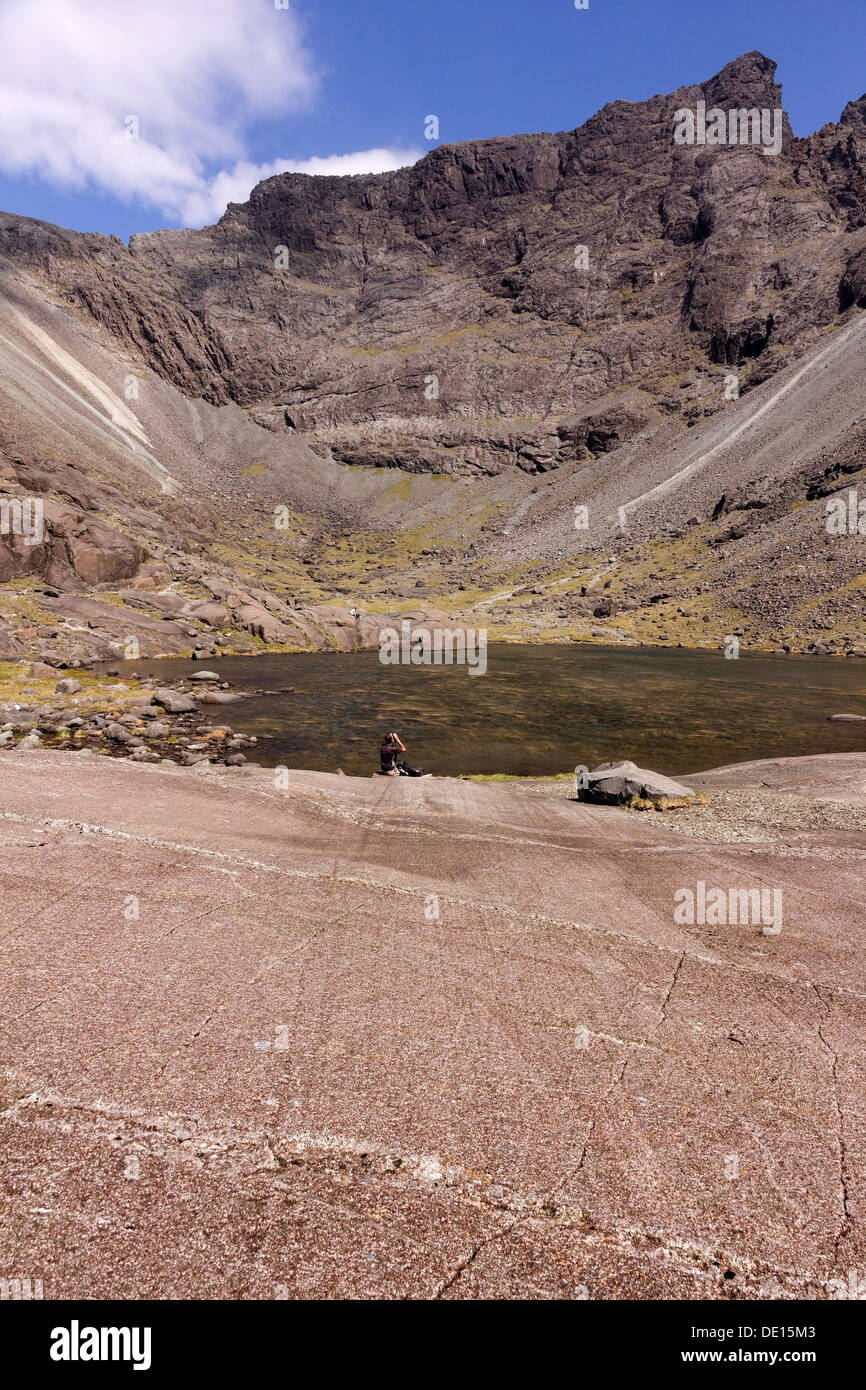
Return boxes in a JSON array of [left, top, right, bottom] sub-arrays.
[[504, 776, 866, 842]]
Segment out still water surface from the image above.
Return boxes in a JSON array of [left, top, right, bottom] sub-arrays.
[[108, 645, 866, 778]]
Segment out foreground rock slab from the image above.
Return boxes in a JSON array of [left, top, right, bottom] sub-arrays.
[[0, 753, 863, 1299]]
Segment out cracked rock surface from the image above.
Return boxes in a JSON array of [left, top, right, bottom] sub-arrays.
[[0, 751, 864, 1298]]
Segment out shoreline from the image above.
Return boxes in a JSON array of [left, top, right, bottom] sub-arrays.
[[3, 646, 865, 773]]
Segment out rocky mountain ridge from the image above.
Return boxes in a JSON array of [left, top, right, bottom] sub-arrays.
[[1, 50, 865, 667]]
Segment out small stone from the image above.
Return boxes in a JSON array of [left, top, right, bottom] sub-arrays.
[[129, 747, 160, 763], [105, 723, 135, 743]]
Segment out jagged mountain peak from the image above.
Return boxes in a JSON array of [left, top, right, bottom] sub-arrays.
[[2, 52, 866, 667]]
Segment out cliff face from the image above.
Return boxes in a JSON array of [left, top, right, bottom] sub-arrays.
[[1, 52, 866, 668], [2, 52, 864, 477]]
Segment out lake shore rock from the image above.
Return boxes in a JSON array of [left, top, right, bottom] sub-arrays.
[[580, 759, 699, 805]]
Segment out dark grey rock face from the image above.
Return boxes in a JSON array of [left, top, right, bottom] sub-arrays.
[[1, 51, 866, 670], [1, 52, 864, 480]]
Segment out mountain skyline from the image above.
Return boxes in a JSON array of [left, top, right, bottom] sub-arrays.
[[2, 46, 865, 669], [1, 0, 864, 240]]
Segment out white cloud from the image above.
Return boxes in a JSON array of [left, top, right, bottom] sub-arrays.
[[0, 0, 420, 227], [181, 148, 424, 226]]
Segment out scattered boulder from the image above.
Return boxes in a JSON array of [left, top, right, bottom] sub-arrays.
[[580, 760, 698, 805], [55, 677, 81, 695], [129, 747, 161, 763], [14, 731, 43, 751], [234, 603, 298, 643], [187, 670, 221, 682], [196, 690, 242, 705], [105, 722, 135, 744], [152, 688, 198, 714]]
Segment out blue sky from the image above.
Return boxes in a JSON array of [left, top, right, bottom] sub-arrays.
[[0, 0, 864, 240]]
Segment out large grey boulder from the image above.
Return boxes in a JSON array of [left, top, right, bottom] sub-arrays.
[[580, 760, 698, 805], [152, 688, 198, 714], [14, 731, 43, 751]]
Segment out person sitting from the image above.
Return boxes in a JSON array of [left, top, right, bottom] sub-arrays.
[[379, 732, 429, 777], [380, 731, 405, 776]]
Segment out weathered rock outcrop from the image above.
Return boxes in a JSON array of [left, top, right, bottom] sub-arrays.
[[1, 52, 864, 480], [1, 51, 866, 665]]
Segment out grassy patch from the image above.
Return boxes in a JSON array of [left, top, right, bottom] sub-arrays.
[[0, 663, 148, 714], [387, 476, 414, 503]]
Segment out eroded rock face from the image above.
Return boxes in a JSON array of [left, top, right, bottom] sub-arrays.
[[840, 247, 866, 310], [1, 52, 864, 479], [0, 494, 147, 587], [1, 51, 866, 669]]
